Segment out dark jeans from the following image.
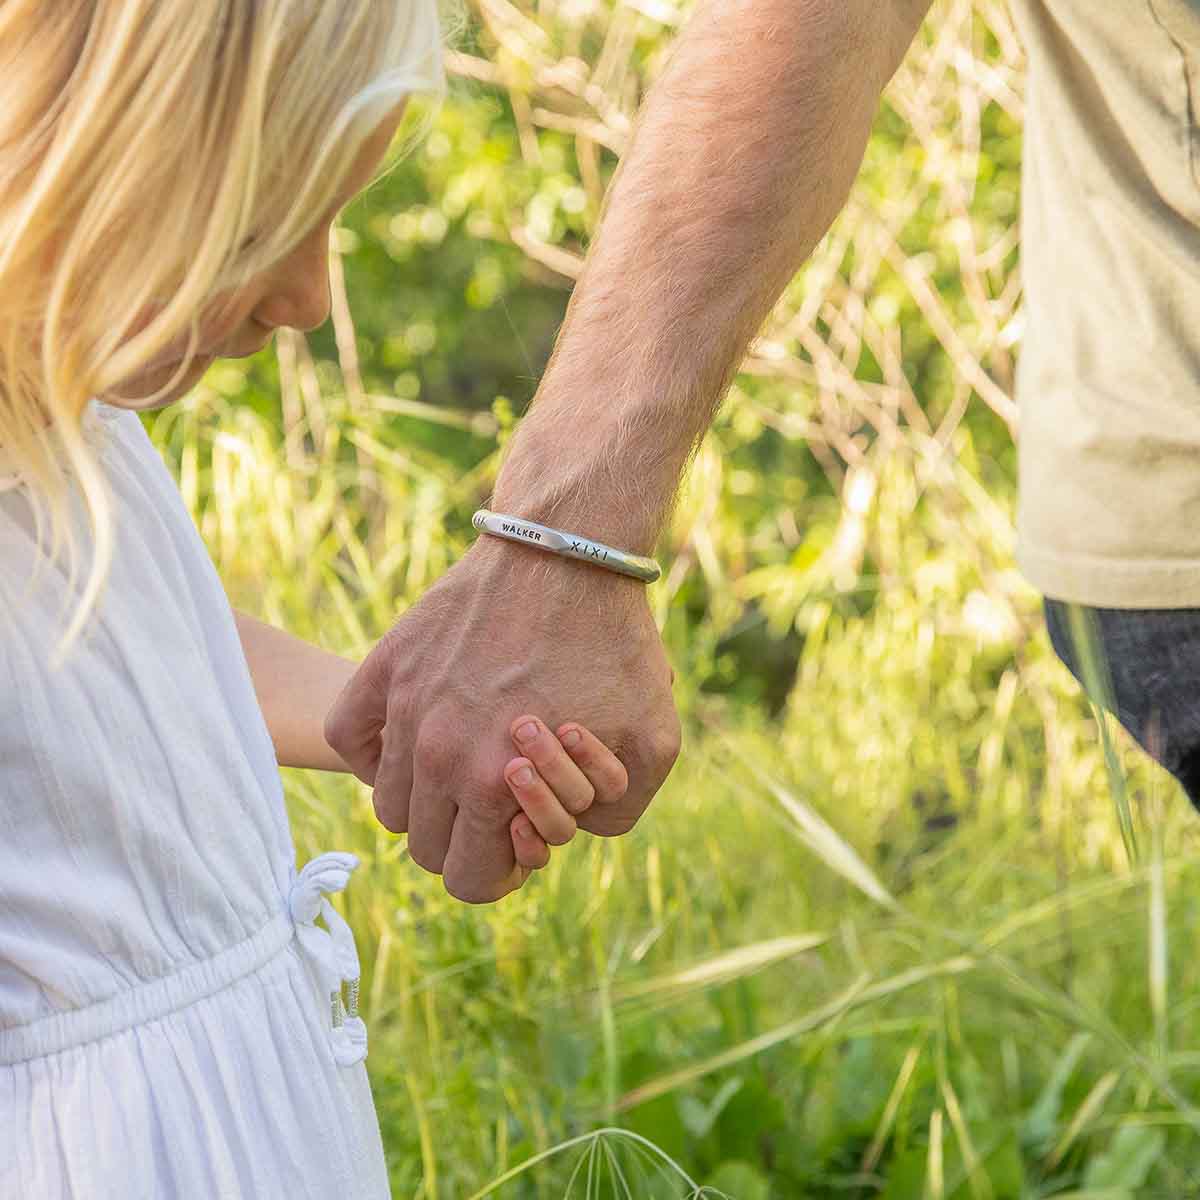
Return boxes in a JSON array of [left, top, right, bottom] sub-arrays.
[[1043, 598, 1200, 809]]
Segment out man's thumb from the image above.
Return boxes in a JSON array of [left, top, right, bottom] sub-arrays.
[[324, 664, 386, 786]]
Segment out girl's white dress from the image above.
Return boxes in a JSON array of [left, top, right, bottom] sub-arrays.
[[0, 400, 392, 1198]]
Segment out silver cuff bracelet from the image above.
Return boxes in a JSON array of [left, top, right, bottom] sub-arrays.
[[472, 509, 661, 583]]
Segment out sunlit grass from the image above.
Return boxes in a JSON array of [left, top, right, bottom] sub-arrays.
[[155, 378, 1200, 1196], [144, 0, 1200, 1191]]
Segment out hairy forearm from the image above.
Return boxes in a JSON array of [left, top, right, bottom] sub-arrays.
[[233, 610, 358, 772], [491, 0, 930, 557]]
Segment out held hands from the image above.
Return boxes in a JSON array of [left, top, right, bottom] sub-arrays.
[[503, 718, 627, 880], [324, 535, 681, 903]]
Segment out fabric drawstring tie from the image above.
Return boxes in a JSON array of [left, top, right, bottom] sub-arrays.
[[287, 850, 368, 1067]]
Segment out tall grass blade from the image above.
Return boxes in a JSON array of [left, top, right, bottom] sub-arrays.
[[608, 933, 828, 1004], [1044, 1069, 1120, 1171], [614, 958, 973, 1112], [926, 1108, 945, 1200], [1065, 603, 1138, 865], [725, 742, 897, 910], [862, 1043, 922, 1172]]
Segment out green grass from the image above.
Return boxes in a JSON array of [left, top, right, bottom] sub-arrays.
[[143, 4, 1200, 1191], [156, 385, 1200, 1197]]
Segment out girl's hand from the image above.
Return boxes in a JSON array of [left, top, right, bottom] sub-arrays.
[[504, 716, 630, 878]]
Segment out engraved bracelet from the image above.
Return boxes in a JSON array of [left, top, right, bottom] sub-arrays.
[[471, 509, 661, 583]]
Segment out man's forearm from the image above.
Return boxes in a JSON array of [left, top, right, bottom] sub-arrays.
[[232, 610, 358, 772], [491, 0, 931, 557]]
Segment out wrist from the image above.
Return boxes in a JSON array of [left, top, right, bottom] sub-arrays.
[[490, 383, 681, 559], [489, 458, 664, 561]]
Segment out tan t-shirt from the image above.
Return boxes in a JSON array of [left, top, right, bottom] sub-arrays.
[[1010, 0, 1200, 607]]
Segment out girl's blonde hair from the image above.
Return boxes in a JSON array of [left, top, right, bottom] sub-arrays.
[[0, 1, 450, 668]]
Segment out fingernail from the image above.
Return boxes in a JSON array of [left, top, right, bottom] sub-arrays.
[[511, 765, 533, 786], [516, 721, 539, 744], [561, 729, 581, 748], [516, 819, 533, 839]]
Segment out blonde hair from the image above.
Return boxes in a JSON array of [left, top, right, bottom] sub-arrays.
[[0, 0, 451, 668]]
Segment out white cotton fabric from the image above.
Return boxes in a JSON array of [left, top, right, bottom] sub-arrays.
[[0, 400, 392, 1198]]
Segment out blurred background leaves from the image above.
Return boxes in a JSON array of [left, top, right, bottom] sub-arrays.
[[145, 0, 1200, 1194]]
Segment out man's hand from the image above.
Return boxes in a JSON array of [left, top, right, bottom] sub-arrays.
[[323, 534, 681, 903], [325, 0, 930, 903]]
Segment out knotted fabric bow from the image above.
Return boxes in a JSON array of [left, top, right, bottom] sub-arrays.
[[287, 850, 368, 1067]]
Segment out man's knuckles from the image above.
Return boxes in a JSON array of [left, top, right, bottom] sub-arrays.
[[411, 717, 463, 782], [407, 839, 447, 874], [619, 721, 681, 782], [575, 805, 642, 838], [443, 870, 509, 905], [372, 793, 407, 834], [653, 720, 682, 771], [323, 704, 352, 758], [461, 779, 522, 822]]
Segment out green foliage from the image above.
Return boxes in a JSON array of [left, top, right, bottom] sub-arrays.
[[1083, 1125, 1167, 1193], [155, 0, 1200, 1194]]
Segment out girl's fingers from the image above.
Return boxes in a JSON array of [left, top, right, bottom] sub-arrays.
[[511, 813, 550, 870], [553, 723, 630, 805], [504, 755, 578, 845], [508, 716, 595, 815]]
